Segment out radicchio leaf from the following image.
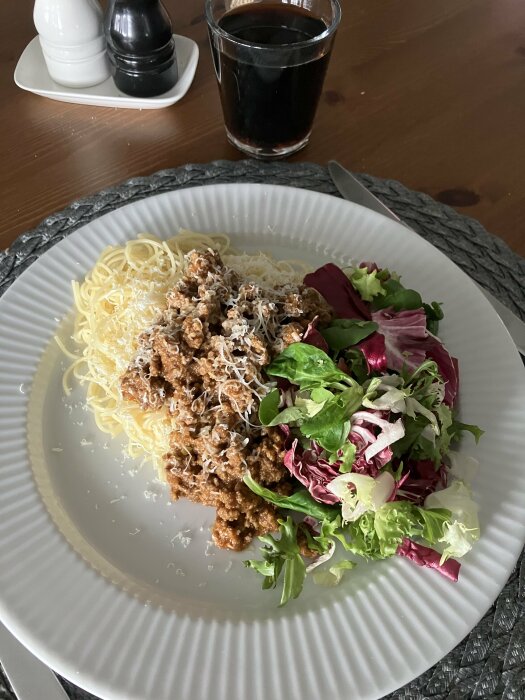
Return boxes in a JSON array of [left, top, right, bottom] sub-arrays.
[[358, 332, 387, 374], [396, 537, 460, 581], [371, 308, 458, 405], [351, 410, 404, 463], [284, 439, 341, 504], [302, 317, 329, 353], [304, 264, 371, 321], [397, 459, 448, 504], [371, 307, 428, 371]]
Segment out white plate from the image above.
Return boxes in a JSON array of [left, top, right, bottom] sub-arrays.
[[14, 35, 199, 109], [1, 184, 525, 700]]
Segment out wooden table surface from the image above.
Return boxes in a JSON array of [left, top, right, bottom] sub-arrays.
[[2, 0, 524, 255]]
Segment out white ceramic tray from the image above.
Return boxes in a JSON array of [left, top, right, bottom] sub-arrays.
[[14, 34, 199, 109]]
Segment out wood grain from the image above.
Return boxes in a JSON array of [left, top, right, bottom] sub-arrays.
[[1, 0, 524, 255]]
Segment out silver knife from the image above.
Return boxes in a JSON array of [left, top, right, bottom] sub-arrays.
[[0, 621, 68, 700], [328, 160, 525, 356]]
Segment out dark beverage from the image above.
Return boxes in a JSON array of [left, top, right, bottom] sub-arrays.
[[210, 3, 333, 155]]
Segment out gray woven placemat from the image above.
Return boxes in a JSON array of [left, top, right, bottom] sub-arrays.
[[1, 160, 524, 700]]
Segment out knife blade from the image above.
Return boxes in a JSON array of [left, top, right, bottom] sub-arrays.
[[0, 622, 68, 700], [328, 160, 525, 356]]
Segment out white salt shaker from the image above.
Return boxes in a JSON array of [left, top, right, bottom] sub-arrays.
[[34, 0, 111, 88]]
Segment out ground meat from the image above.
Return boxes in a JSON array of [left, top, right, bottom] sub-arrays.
[[121, 359, 170, 409], [120, 249, 332, 551]]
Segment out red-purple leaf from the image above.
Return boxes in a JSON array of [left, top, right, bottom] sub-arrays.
[[371, 308, 458, 405], [283, 439, 341, 504], [397, 538, 460, 581], [304, 263, 371, 321], [302, 318, 329, 353], [358, 332, 387, 373], [395, 460, 448, 504], [371, 308, 428, 371]]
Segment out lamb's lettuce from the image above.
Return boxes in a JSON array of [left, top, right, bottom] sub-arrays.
[[266, 342, 357, 390], [321, 319, 378, 352], [243, 472, 339, 522]]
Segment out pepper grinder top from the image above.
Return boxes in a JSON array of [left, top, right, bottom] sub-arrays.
[[34, 0, 110, 88], [105, 0, 178, 98]]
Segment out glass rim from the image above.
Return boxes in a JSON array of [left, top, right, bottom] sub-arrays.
[[205, 0, 342, 52]]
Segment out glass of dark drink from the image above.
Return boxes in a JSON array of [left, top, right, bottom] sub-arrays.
[[206, 0, 341, 159]]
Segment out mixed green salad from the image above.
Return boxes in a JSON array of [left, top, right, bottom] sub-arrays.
[[244, 261, 482, 605]]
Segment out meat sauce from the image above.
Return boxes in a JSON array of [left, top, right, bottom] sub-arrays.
[[121, 249, 332, 550]]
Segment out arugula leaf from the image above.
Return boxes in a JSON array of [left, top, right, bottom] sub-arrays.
[[281, 547, 307, 605], [245, 558, 276, 580], [243, 472, 339, 522], [321, 319, 378, 352], [314, 515, 354, 552], [245, 517, 306, 606], [448, 420, 484, 444], [258, 388, 280, 425], [266, 343, 353, 389], [391, 414, 430, 459], [404, 358, 442, 386]]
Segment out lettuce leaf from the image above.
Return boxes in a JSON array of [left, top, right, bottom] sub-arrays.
[[345, 501, 422, 559], [425, 480, 480, 561], [313, 559, 356, 586], [327, 471, 395, 523], [416, 506, 452, 544], [321, 319, 378, 352], [243, 472, 339, 521], [266, 342, 355, 390], [347, 267, 386, 302], [371, 278, 423, 311], [258, 388, 280, 425]]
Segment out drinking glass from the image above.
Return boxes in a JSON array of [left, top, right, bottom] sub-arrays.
[[206, 0, 342, 159]]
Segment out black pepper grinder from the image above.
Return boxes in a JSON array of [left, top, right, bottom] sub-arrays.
[[105, 0, 178, 97]]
